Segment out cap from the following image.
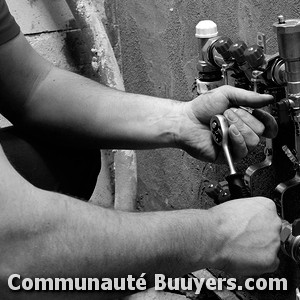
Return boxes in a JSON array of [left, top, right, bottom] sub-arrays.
[[195, 20, 218, 38]]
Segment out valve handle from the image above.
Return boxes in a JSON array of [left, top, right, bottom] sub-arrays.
[[244, 44, 265, 69], [215, 36, 233, 61], [229, 41, 248, 65]]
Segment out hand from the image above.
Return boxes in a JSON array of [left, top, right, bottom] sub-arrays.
[[208, 197, 281, 276], [176, 85, 278, 161]]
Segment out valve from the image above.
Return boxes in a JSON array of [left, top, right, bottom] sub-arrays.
[[215, 36, 233, 61], [229, 41, 248, 65], [195, 20, 223, 82], [228, 41, 254, 82], [244, 45, 266, 70]]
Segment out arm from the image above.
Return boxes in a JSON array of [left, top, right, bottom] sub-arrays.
[[0, 33, 276, 161], [0, 145, 280, 299], [0, 33, 181, 149]]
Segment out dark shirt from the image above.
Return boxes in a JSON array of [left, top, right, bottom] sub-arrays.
[[0, 0, 20, 45]]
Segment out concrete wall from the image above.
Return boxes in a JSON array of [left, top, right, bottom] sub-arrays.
[[110, 1, 300, 299], [112, 0, 281, 211]]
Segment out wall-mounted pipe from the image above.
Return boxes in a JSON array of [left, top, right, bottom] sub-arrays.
[[65, 0, 137, 211]]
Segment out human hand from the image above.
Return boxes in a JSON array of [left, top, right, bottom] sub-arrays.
[[208, 197, 281, 276], [176, 85, 277, 161]]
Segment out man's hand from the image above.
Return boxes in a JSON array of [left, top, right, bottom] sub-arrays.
[[176, 85, 278, 161], [208, 197, 281, 276]]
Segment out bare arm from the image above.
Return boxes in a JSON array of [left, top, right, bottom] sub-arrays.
[[0, 144, 280, 299], [0, 33, 181, 149], [0, 143, 219, 299], [0, 33, 276, 161]]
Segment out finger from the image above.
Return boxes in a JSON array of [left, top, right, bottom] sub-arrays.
[[224, 109, 260, 151], [252, 109, 278, 138], [231, 108, 265, 137], [217, 85, 274, 108], [228, 124, 248, 160]]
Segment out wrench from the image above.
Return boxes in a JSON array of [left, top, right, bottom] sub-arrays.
[[210, 115, 251, 199]]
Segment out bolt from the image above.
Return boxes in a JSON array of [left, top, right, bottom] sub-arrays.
[[278, 15, 285, 24], [211, 121, 219, 130], [221, 64, 229, 85], [252, 70, 261, 79], [281, 225, 292, 243]]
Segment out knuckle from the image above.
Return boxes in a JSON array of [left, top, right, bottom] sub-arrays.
[[232, 133, 245, 146], [269, 257, 280, 272], [264, 253, 277, 268], [260, 197, 274, 205], [275, 216, 282, 228]]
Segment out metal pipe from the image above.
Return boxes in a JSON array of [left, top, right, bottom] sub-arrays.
[[274, 17, 300, 162]]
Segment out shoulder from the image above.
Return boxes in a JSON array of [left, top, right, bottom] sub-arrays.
[[0, 0, 20, 46]]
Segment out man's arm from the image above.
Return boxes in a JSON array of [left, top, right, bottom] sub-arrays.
[[0, 33, 276, 161], [0, 32, 182, 149], [0, 145, 280, 299]]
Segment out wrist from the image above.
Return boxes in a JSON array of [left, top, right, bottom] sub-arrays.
[[156, 100, 186, 149], [171, 101, 194, 149], [176, 209, 227, 272], [205, 207, 231, 271]]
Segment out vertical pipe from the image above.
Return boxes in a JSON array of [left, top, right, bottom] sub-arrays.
[[65, 0, 137, 211]]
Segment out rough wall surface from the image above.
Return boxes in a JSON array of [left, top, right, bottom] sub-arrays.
[[112, 0, 300, 299], [113, 0, 285, 212]]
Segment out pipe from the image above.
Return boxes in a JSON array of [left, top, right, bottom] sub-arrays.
[[65, 0, 137, 211]]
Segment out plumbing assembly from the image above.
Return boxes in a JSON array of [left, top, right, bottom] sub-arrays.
[[195, 17, 300, 265]]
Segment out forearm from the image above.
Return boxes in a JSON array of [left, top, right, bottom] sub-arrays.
[[0, 33, 183, 149], [0, 169, 219, 299], [20, 66, 183, 149]]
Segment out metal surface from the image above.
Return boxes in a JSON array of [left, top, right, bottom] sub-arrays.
[[281, 220, 300, 263], [210, 115, 236, 174], [274, 172, 300, 217]]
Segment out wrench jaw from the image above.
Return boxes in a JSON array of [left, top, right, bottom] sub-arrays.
[[244, 153, 273, 196], [274, 173, 300, 222], [244, 120, 296, 198], [245, 161, 275, 199], [244, 138, 273, 196]]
